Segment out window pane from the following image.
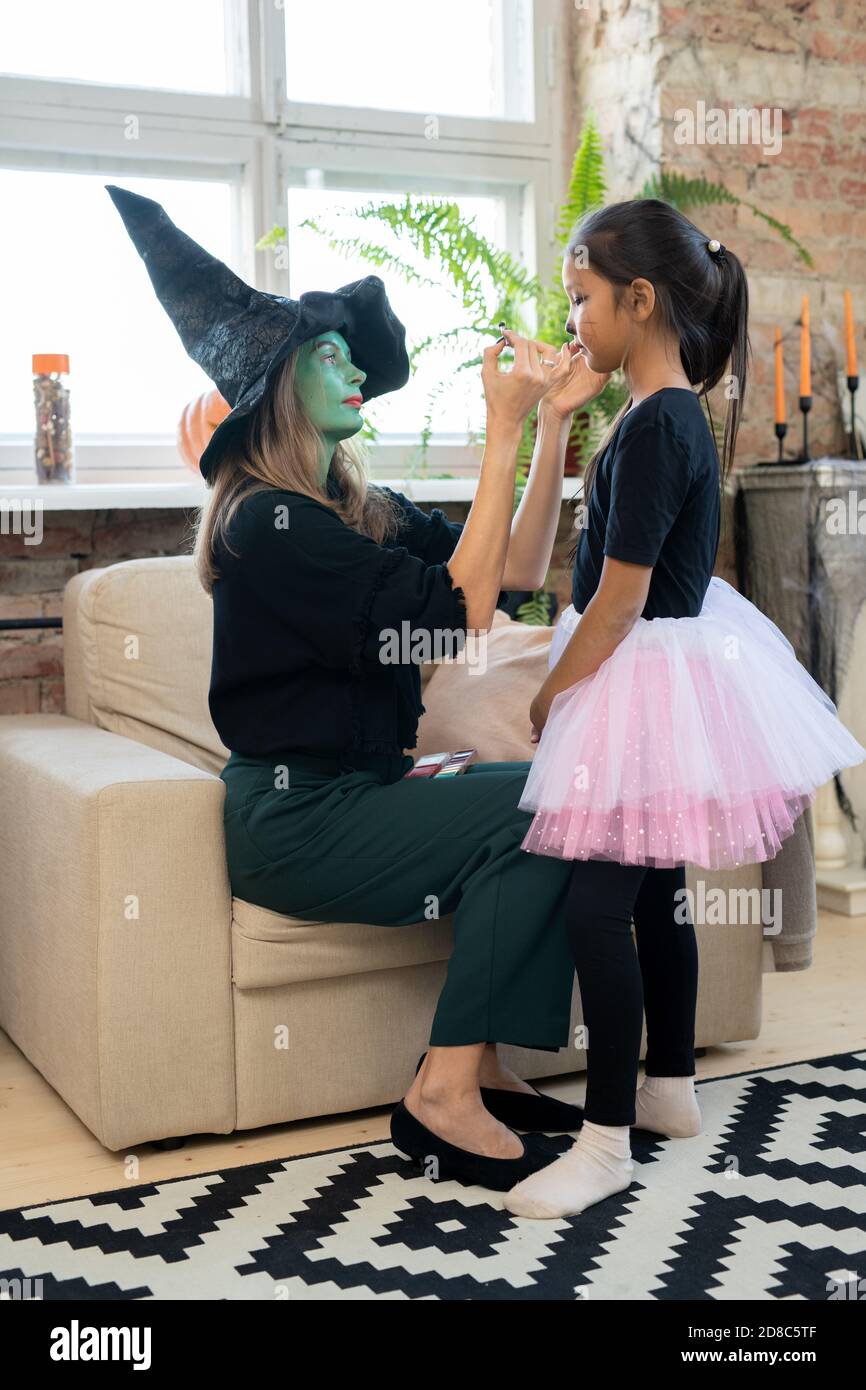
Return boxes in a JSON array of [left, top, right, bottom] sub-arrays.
[[0, 170, 233, 436], [285, 0, 534, 122], [286, 185, 509, 438], [0, 0, 231, 93]]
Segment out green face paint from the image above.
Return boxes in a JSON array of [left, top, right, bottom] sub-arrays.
[[294, 331, 367, 471]]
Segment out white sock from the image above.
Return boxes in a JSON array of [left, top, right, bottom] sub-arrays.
[[503, 1120, 634, 1220], [634, 1074, 701, 1138]]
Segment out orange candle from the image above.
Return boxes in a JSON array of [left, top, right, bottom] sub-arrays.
[[799, 295, 811, 398], [844, 289, 858, 377], [774, 327, 785, 425]]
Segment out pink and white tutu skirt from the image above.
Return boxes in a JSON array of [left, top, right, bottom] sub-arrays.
[[519, 577, 866, 870]]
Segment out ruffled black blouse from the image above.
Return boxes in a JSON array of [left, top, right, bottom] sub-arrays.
[[208, 484, 478, 757]]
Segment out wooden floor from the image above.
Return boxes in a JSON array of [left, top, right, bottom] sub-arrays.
[[2, 908, 864, 1212]]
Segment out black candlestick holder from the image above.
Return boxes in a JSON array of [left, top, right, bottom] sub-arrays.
[[799, 395, 812, 461], [848, 375, 862, 460], [774, 421, 788, 463]]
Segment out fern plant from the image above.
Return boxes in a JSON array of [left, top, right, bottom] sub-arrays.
[[637, 171, 814, 268], [257, 113, 812, 624]]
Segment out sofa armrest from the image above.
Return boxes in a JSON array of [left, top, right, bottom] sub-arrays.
[[0, 714, 235, 1149]]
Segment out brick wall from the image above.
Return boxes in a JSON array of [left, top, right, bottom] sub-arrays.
[[0, 510, 196, 716], [572, 0, 864, 471]]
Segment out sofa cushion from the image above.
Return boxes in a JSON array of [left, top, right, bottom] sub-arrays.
[[416, 608, 555, 762], [231, 897, 455, 989], [64, 556, 229, 775]]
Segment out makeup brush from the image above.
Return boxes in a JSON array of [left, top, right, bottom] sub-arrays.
[[495, 320, 557, 366]]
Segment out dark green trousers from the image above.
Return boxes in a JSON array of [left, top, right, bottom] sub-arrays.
[[220, 748, 576, 1051]]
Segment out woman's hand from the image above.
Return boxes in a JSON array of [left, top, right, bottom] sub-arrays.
[[481, 331, 577, 434], [537, 340, 611, 422]]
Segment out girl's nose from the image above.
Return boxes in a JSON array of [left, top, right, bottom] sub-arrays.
[[351, 364, 367, 386]]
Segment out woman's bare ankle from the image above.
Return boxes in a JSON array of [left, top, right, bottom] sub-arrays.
[[402, 1086, 523, 1159], [478, 1048, 537, 1094], [416, 1076, 481, 1108]]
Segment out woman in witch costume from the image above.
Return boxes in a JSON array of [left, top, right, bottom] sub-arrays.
[[105, 184, 610, 1192]]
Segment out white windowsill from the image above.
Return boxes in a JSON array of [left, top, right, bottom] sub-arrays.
[[0, 477, 583, 510], [0, 436, 584, 507]]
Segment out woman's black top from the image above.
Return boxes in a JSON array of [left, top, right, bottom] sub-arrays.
[[209, 485, 479, 758], [572, 387, 721, 621]]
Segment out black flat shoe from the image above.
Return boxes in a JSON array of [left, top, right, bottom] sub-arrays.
[[415, 1052, 584, 1132], [390, 1101, 562, 1192]]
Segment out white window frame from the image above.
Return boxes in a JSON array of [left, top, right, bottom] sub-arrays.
[[0, 0, 566, 485]]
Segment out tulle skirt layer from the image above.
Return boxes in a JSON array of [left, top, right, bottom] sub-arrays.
[[518, 578, 866, 870]]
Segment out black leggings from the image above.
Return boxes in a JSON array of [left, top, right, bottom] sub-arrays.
[[565, 860, 699, 1126]]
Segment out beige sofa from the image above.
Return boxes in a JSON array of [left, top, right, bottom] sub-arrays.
[[0, 555, 766, 1151]]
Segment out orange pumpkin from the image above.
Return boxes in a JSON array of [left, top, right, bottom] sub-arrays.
[[177, 388, 232, 474]]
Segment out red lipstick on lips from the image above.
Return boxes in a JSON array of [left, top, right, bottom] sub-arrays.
[[343, 395, 363, 407]]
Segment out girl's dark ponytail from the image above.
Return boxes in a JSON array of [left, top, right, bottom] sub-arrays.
[[703, 247, 750, 483]]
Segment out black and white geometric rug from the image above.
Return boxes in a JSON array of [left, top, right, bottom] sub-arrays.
[[1, 1050, 864, 1300]]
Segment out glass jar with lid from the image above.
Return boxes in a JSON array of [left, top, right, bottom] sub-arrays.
[[33, 353, 75, 483]]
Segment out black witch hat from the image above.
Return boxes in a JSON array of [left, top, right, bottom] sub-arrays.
[[104, 185, 410, 482]]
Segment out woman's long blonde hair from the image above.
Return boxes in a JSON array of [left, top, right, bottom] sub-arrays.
[[193, 348, 403, 593]]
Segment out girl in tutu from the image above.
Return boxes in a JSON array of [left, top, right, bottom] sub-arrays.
[[504, 199, 866, 1220]]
